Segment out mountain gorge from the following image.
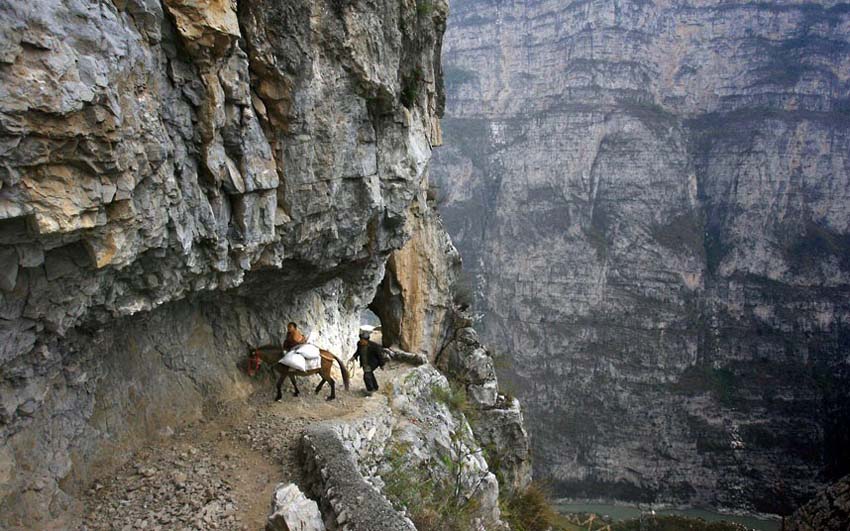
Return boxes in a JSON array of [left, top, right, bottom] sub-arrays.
[[432, 0, 850, 514], [0, 1, 535, 529]]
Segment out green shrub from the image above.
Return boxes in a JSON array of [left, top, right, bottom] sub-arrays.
[[431, 382, 470, 416], [381, 441, 480, 531], [500, 482, 574, 531], [451, 272, 475, 309], [416, 0, 432, 16]]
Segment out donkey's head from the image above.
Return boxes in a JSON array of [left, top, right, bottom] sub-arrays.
[[246, 345, 284, 374]]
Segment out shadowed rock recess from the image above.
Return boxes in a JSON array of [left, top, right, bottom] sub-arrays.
[[432, 0, 850, 514], [0, 0, 536, 528]]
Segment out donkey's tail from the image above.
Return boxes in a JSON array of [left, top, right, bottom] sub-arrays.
[[334, 354, 350, 390]]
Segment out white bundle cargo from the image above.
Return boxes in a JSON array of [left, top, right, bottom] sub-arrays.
[[280, 351, 307, 372], [296, 344, 321, 360]]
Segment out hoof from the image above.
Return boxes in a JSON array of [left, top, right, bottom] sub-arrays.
[[275, 397, 282, 402], [293, 392, 299, 397], [326, 396, 335, 401]]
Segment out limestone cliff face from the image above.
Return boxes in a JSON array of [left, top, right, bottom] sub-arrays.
[[374, 198, 533, 497], [372, 198, 461, 360], [432, 0, 850, 513], [0, 0, 449, 527]]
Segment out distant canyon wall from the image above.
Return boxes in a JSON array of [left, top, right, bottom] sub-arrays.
[[432, 0, 850, 513]]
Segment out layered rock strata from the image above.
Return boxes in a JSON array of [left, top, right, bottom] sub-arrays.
[[0, 0, 449, 526], [432, 0, 850, 512]]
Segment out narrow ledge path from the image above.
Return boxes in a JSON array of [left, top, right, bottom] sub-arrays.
[[81, 363, 411, 531]]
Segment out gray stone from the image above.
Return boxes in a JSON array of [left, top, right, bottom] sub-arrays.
[[15, 244, 44, 268], [302, 422, 415, 531], [266, 483, 324, 531], [467, 381, 497, 408], [471, 399, 532, 494], [0, 247, 17, 291], [787, 474, 850, 531], [383, 365, 504, 528]]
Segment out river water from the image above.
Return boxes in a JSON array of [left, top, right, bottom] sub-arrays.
[[556, 501, 781, 531]]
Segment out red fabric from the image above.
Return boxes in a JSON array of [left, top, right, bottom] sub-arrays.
[[247, 351, 262, 376]]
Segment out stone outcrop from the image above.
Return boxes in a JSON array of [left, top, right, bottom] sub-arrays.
[[432, 0, 850, 513], [371, 198, 462, 359], [787, 474, 850, 531], [302, 411, 414, 531], [438, 324, 532, 494], [0, 0, 450, 527], [267, 483, 325, 531], [380, 364, 505, 529], [299, 363, 511, 530]]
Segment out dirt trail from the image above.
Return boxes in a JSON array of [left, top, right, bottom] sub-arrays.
[[81, 363, 407, 531]]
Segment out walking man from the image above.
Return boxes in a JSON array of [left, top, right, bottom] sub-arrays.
[[352, 327, 384, 393]]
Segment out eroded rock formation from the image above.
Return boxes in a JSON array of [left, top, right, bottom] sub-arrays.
[[787, 474, 850, 531], [371, 198, 461, 359], [0, 0, 453, 527], [432, 0, 850, 513]]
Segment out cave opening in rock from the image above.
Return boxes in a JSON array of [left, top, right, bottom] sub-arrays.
[[359, 307, 383, 346], [367, 267, 404, 351], [360, 308, 380, 327]]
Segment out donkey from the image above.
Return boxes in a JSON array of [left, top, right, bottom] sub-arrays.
[[248, 345, 350, 401]]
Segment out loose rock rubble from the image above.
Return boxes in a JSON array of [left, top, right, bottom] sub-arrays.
[[83, 440, 246, 531], [83, 382, 365, 531], [80, 366, 403, 531]]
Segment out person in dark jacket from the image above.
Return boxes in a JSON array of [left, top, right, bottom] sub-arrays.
[[352, 328, 384, 393]]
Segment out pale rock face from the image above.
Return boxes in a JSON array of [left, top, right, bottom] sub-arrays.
[[0, 0, 448, 526], [432, 0, 850, 513], [267, 483, 325, 531], [384, 364, 504, 528], [437, 325, 532, 493], [371, 198, 462, 359]]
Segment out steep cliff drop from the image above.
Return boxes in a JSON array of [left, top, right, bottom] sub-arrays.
[[432, 0, 850, 516], [0, 0, 535, 529]]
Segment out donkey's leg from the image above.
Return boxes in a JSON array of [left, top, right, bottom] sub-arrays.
[[327, 378, 336, 401], [290, 374, 300, 396], [275, 370, 285, 402], [315, 379, 326, 394]]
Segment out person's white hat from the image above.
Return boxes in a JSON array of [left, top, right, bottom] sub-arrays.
[[359, 324, 375, 339]]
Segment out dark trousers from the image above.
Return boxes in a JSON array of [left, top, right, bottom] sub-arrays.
[[363, 370, 379, 391]]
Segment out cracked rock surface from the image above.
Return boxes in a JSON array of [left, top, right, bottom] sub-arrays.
[[432, 0, 850, 513], [0, 0, 449, 527]]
